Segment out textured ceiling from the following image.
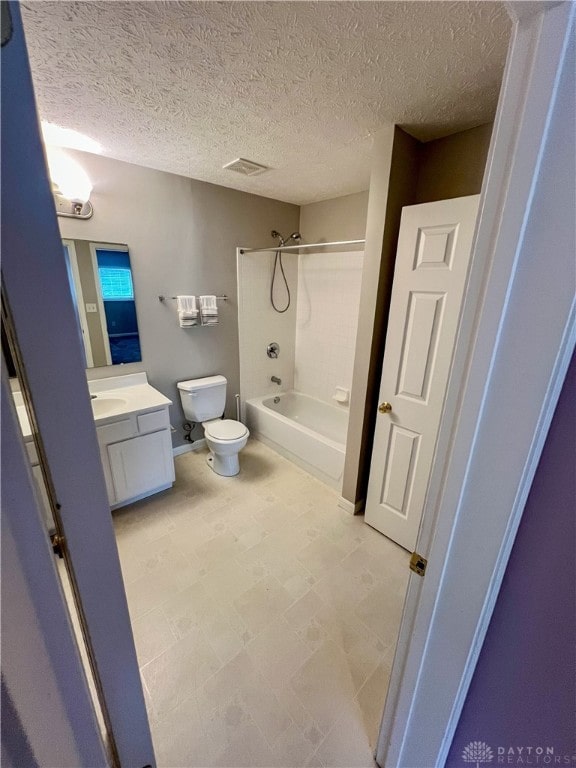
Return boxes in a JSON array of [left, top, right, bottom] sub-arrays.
[[21, 1, 511, 205]]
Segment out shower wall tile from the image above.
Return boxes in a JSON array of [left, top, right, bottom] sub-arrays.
[[237, 251, 297, 415], [294, 251, 364, 407]]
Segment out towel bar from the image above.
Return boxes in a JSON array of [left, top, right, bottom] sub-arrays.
[[158, 295, 228, 302]]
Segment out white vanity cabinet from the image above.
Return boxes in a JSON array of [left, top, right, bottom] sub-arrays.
[[13, 373, 175, 513], [96, 406, 174, 508]]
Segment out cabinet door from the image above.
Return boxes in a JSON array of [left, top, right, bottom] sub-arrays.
[[108, 430, 173, 503]]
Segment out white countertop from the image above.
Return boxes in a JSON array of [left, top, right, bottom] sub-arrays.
[[13, 373, 172, 438], [90, 373, 172, 424], [90, 384, 172, 424]]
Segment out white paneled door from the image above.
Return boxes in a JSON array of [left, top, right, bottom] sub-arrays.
[[365, 195, 480, 551]]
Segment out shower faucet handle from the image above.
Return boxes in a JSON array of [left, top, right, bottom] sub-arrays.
[[267, 342, 280, 359]]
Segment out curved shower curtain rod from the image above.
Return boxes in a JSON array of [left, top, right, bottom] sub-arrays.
[[239, 239, 366, 255]]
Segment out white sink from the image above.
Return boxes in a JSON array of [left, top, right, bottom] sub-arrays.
[[87, 373, 172, 423], [91, 396, 128, 418]]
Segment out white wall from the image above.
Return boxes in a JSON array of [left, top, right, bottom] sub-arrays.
[[295, 251, 364, 405], [56, 149, 299, 446], [237, 251, 298, 412]]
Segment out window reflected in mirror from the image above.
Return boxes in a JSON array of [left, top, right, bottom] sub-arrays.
[[63, 240, 142, 368]]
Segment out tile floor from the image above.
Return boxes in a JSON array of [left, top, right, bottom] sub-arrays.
[[112, 439, 410, 768]]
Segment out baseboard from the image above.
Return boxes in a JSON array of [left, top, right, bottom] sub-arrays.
[[173, 438, 206, 456], [337, 496, 365, 515]]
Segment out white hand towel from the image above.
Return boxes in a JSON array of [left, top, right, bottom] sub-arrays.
[[199, 295, 219, 326], [176, 295, 198, 327]]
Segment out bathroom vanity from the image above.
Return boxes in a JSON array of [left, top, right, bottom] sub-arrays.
[[89, 373, 174, 508], [14, 373, 175, 518]]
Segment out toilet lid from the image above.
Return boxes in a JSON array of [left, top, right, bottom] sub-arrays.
[[205, 419, 248, 441]]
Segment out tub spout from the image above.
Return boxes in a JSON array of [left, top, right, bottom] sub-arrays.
[[271, 376, 282, 385]]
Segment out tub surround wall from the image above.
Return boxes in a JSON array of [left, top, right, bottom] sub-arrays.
[[294, 251, 363, 405], [237, 185, 368, 417], [237, 250, 298, 413], [57, 149, 299, 448]]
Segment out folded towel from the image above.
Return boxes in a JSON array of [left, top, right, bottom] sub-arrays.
[[176, 295, 198, 327], [177, 295, 197, 315], [199, 295, 218, 326], [199, 295, 217, 311]]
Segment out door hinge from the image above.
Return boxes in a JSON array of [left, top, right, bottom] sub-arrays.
[[409, 551, 427, 577], [50, 532, 65, 559]]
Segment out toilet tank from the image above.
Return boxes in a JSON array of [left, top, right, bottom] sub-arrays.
[[177, 375, 227, 422]]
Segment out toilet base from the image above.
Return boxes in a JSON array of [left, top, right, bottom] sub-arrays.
[[206, 451, 240, 477]]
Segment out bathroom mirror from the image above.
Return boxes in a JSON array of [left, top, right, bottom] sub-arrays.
[[63, 239, 142, 367]]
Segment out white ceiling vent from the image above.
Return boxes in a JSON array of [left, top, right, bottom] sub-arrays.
[[222, 157, 269, 176]]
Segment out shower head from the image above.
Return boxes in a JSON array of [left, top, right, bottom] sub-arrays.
[[271, 230, 302, 247]]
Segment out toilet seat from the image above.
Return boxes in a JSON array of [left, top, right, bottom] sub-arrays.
[[203, 419, 248, 442]]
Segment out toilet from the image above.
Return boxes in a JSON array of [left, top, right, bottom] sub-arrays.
[[177, 375, 249, 476]]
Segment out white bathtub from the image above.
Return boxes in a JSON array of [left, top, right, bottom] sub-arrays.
[[245, 391, 348, 489]]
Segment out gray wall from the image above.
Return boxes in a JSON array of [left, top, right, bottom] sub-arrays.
[[58, 150, 299, 447], [299, 191, 369, 242], [343, 127, 419, 504], [416, 123, 493, 204]]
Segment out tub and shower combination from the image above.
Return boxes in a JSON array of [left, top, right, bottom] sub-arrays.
[[238, 236, 365, 490], [246, 390, 348, 489]]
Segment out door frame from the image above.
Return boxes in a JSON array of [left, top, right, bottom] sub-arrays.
[[1, 4, 155, 765], [377, 3, 575, 765], [62, 238, 94, 367], [1, 365, 108, 767]]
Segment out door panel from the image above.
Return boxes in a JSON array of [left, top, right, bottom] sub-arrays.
[[365, 195, 480, 551], [414, 223, 459, 269], [380, 425, 420, 516], [397, 292, 445, 401]]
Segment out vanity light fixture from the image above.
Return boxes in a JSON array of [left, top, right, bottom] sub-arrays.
[[46, 147, 94, 219], [42, 122, 101, 219], [53, 193, 94, 219]]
